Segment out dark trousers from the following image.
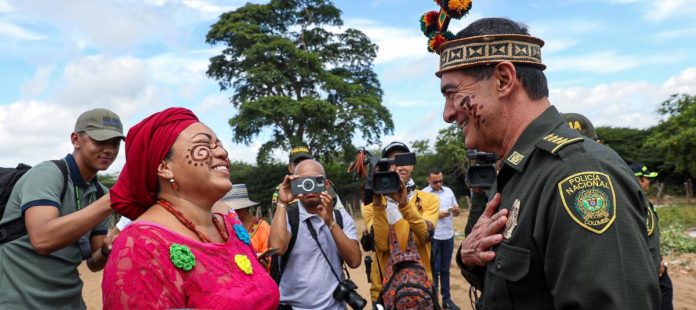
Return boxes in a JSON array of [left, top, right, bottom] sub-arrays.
[[660, 268, 673, 310], [432, 237, 455, 301]]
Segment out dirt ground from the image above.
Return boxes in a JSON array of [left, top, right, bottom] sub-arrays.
[[81, 210, 696, 309]]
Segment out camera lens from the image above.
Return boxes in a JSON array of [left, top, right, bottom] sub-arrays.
[[378, 176, 394, 190], [301, 178, 315, 192]]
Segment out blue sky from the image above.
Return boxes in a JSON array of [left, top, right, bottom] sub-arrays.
[[1, 0, 695, 173]]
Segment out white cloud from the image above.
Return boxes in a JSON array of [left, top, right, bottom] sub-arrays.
[[551, 67, 696, 128], [0, 20, 46, 40], [545, 50, 686, 74], [0, 0, 13, 13], [650, 0, 696, 22], [182, 0, 234, 17], [21, 65, 54, 99]]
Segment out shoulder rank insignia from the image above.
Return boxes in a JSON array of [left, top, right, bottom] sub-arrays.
[[558, 171, 616, 234], [537, 133, 584, 154], [646, 207, 655, 236]]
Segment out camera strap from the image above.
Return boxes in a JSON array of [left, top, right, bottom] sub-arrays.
[[305, 220, 344, 283]]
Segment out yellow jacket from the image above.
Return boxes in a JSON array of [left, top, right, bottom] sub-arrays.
[[361, 190, 440, 301]]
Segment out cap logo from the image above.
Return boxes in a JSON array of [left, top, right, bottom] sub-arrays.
[[568, 121, 583, 131], [290, 146, 310, 155], [102, 116, 123, 131]]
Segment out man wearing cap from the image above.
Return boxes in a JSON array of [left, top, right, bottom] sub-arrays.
[[0, 108, 123, 309], [272, 145, 344, 210], [223, 184, 271, 264], [433, 15, 659, 308], [631, 163, 674, 310], [361, 141, 440, 302], [562, 112, 602, 143]]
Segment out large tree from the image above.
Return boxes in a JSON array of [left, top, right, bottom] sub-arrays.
[[646, 94, 696, 179], [206, 0, 393, 163]]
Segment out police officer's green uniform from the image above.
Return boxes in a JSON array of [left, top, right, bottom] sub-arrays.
[[455, 106, 660, 309]]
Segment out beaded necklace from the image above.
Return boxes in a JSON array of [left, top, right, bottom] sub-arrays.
[[157, 199, 228, 243]]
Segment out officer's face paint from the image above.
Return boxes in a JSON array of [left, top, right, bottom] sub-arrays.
[[440, 71, 501, 152]]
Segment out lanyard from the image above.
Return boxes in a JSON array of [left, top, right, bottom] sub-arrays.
[[73, 185, 95, 211]]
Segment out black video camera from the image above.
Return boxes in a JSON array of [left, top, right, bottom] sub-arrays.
[[363, 152, 416, 204], [333, 278, 367, 309], [465, 150, 498, 189], [290, 176, 327, 196]]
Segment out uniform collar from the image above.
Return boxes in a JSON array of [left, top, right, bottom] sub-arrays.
[[501, 105, 565, 172], [64, 154, 94, 187]]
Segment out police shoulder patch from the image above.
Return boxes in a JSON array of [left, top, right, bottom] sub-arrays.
[[558, 171, 616, 234], [646, 207, 655, 236]]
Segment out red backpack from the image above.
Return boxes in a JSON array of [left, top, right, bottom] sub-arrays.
[[376, 226, 440, 310]]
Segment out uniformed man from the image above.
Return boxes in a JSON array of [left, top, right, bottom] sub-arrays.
[[562, 112, 602, 143], [432, 16, 660, 308], [631, 163, 674, 310], [272, 145, 344, 210]]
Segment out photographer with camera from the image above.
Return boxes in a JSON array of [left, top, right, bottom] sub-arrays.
[[269, 159, 364, 310], [360, 141, 440, 302]]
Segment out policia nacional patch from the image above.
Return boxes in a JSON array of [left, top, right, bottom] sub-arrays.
[[558, 172, 617, 234]]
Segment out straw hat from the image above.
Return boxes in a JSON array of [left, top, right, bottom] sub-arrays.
[[222, 184, 259, 210]]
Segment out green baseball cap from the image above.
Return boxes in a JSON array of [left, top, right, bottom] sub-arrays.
[[74, 108, 124, 141], [562, 113, 599, 141]]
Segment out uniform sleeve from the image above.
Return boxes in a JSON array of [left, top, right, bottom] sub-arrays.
[[102, 225, 185, 308], [339, 210, 358, 241], [538, 158, 660, 309], [18, 162, 65, 215]]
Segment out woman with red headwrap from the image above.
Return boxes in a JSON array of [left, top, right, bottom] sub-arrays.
[[102, 108, 279, 309]]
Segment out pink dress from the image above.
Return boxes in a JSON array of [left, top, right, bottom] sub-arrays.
[[102, 215, 279, 309]]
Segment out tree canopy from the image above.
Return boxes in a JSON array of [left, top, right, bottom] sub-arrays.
[[206, 0, 393, 163], [646, 94, 696, 178]]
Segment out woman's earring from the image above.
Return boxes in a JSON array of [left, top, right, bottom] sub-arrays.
[[169, 178, 180, 196]]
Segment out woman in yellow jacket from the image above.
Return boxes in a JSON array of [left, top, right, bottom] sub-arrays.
[[361, 142, 441, 302]]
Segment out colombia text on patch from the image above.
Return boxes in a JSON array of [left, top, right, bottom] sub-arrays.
[[558, 171, 616, 234]]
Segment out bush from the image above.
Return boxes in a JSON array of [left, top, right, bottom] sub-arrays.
[[657, 204, 696, 254]]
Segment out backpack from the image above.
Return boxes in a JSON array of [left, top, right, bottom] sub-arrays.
[[270, 202, 344, 284], [376, 226, 440, 310], [0, 160, 69, 244]]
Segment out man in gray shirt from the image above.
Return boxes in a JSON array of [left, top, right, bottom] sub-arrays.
[[0, 108, 123, 309], [270, 159, 362, 309]]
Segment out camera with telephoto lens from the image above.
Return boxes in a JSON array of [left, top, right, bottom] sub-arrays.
[[290, 176, 327, 196], [333, 278, 367, 309], [466, 150, 498, 189], [361, 152, 416, 205]]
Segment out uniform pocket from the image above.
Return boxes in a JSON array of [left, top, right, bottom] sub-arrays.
[[488, 242, 531, 282]]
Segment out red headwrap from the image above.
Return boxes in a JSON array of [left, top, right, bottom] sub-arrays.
[[110, 107, 199, 219]]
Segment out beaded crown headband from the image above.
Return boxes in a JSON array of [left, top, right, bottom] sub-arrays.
[[421, 0, 546, 77]]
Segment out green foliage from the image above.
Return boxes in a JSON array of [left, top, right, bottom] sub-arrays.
[[206, 0, 393, 164], [229, 161, 287, 209], [657, 204, 696, 254], [646, 94, 696, 179], [98, 173, 118, 189], [661, 224, 696, 255], [595, 127, 661, 168]]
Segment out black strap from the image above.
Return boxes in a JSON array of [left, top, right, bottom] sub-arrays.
[[305, 220, 342, 283], [0, 160, 68, 244]]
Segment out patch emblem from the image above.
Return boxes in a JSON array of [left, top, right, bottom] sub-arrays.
[[558, 172, 616, 234], [503, 199, 520, 239], [646, 207, 655, 236], [507, 151, 525, 166]]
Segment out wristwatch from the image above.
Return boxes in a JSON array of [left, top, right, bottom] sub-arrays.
[[101, 244, 111, 258]]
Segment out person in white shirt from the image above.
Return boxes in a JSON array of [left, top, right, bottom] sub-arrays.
[[422, 167, 461, 310]]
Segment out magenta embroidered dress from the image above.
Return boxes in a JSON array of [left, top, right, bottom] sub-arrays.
[[102, 215, 279, 309]]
